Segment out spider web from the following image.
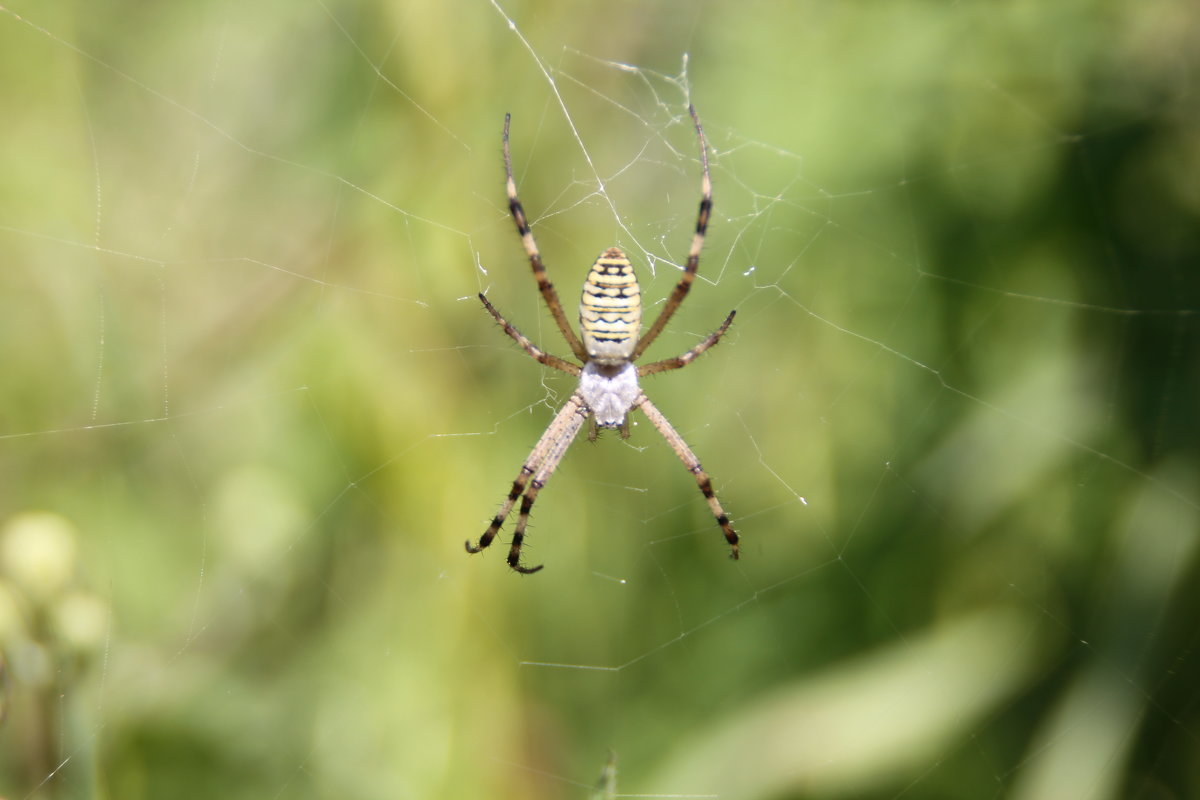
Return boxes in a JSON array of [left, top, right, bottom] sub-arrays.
[[1, 1, 1198, 798]]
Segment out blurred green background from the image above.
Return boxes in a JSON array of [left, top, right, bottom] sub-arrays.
[[1, 0, 1198, 798]]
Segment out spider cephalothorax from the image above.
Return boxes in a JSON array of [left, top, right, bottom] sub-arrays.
[[467, 106, 738, 573]]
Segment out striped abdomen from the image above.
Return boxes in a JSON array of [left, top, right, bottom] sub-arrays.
[[580, 247, 642, 364]]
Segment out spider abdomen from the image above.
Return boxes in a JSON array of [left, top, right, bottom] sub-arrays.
[[580, 247, 641, 364]]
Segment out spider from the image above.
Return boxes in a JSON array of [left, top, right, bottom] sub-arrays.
[[467, 106, 738, 574]]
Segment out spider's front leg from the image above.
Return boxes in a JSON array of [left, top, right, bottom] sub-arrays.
[[466, 394, 589, 573], [636, 394, 740, 559]]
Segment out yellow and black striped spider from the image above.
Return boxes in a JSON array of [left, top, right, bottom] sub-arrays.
[[467, 106, 738, 574]]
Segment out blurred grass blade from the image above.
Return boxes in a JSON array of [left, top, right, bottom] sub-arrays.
[[1010, 458, 1200, 800], [589, 750, 617, 800], [650, 607, 1043, 798]]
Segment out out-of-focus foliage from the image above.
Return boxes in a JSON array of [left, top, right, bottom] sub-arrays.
[[1, 1, 1197, 798]]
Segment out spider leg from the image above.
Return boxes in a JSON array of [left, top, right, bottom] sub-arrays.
[[503, 114, 589, 363], [635, 394, 739, 559], [479, 294, 581, 376], [507, 397, 588, 573], [466, 394, 589, 573], [632, 105, 712, 360], [637, 310, 735, 377]]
